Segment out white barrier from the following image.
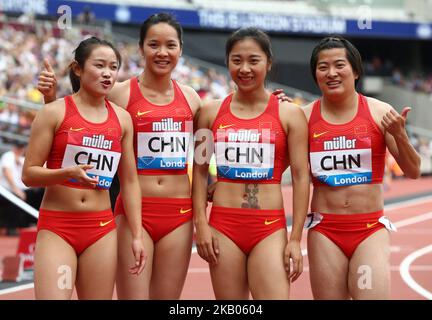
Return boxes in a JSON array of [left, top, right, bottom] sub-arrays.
[[0, 185, 39, 219]]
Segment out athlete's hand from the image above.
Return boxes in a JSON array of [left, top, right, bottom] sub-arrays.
[[129, 236, 146, 275], [284, 240, 303, 282], [38, 58, 57, 103], [272, 89, 293, 103], [195, 222, 219, 265], [69, 164, 99, 188], [382, 107, 411, 139]]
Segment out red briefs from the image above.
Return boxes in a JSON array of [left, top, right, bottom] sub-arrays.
[[306, 210, 396, 258], [209, 206, 286, 255], [114, 196, 192, 242], [37, 208, 116, 256]]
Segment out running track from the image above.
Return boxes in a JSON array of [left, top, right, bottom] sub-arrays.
[[1, 177, 431, 300]]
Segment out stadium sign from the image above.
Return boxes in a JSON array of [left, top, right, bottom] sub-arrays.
[[197, 11, 347, 34], [0, 0, 48, 15]]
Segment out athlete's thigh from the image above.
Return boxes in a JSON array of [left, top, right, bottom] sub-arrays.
[[115, 214, 154, 300], [150, 221, 193, 299], [248, 229, 289, 299], [307, 230, 350, 300], [348, 228, 390, 300], [34, 230, 77, 300], [209, 227, 249, 300], [75, 229, 117, 300]]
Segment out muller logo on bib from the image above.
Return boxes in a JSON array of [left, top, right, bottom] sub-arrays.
[[61, 132, 121, 189], [310, 135, 372, 186]]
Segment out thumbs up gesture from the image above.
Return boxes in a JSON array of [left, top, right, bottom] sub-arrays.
[[381, 107, 411, 138], [37, 58, 57, 103]]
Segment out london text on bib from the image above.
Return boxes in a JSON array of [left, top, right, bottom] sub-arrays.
[[310, 135, 372, 186], [137, 117, 191, 170], [215, 129, 275, 180], [61, 132, 121, 189]]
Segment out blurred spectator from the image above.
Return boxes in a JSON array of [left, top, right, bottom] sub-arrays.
[[77, 5, 96, 24], [0, 141, 42, 235], [0, 103, 19, 127]]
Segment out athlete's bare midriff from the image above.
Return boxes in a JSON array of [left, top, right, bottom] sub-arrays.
[[41, 185, 111, 212], [212, 181, 284, 210], [311, 183, 383, 214], [138, 174, 191, 198]]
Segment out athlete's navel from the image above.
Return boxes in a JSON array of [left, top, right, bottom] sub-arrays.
[[342, 200, 350, 208]]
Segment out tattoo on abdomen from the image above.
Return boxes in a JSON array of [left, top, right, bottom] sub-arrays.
[[241, 184, 260, 209]]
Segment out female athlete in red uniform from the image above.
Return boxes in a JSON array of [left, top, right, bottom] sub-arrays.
[[303, 36, 421, 299], [23, 37, 145, 299], [193, 28, 309, 299]]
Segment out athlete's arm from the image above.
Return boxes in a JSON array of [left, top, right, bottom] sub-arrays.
[[22, 100, 99, 187], [115, 106, 146, 275], [369, 98, 421, 179], [281, 101, 310, 282], [192, 99, 220, 265]]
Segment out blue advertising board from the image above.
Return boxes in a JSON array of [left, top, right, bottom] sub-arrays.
[[1, 0, 431, 39]]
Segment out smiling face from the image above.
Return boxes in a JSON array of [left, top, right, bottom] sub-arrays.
[[315, 48, 358, 98], [228, 38, 271, 93], [74, 45, 119, 96], [139, 22, 182, 77]]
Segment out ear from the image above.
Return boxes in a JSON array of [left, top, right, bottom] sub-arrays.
[[179, 47, 183, 57], [71, 61, 81, 77], [267, 60, 272, 72], [139, 45, 145, 58]]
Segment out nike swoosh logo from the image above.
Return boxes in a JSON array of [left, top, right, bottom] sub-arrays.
[[367, 222, 379, 228], [100, 219, 114, 227], [70, 127, 85, 132], [264, 218, 280, 225], [218, 124, 235, 129], [313, 131, 328, 138], [137, 110, 153, 117], [180, 208, 192, 214]]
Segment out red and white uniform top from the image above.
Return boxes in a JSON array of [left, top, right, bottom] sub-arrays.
[[126, 77, 193, 175], [308, 94, 386, 187], [212, 94, 288, 184], [47, 95, 122, 190]]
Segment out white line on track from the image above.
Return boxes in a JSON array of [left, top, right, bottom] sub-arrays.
[[400, 243, 432, 300], [0, 283, 34, 296]]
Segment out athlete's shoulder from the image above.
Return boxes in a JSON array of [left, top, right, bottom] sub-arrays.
[[365, 96, 393, 112], [201, 98, 223, 115], [41, 98, 66, 117], [279, 100, 306, 119], [113, 78, 132, 92], [110, 100, 131, 121], [197, 99, 224, 128], [109, 78, 132, 108], [34, 98, 66, 127], [176, 82, 201, 111]]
